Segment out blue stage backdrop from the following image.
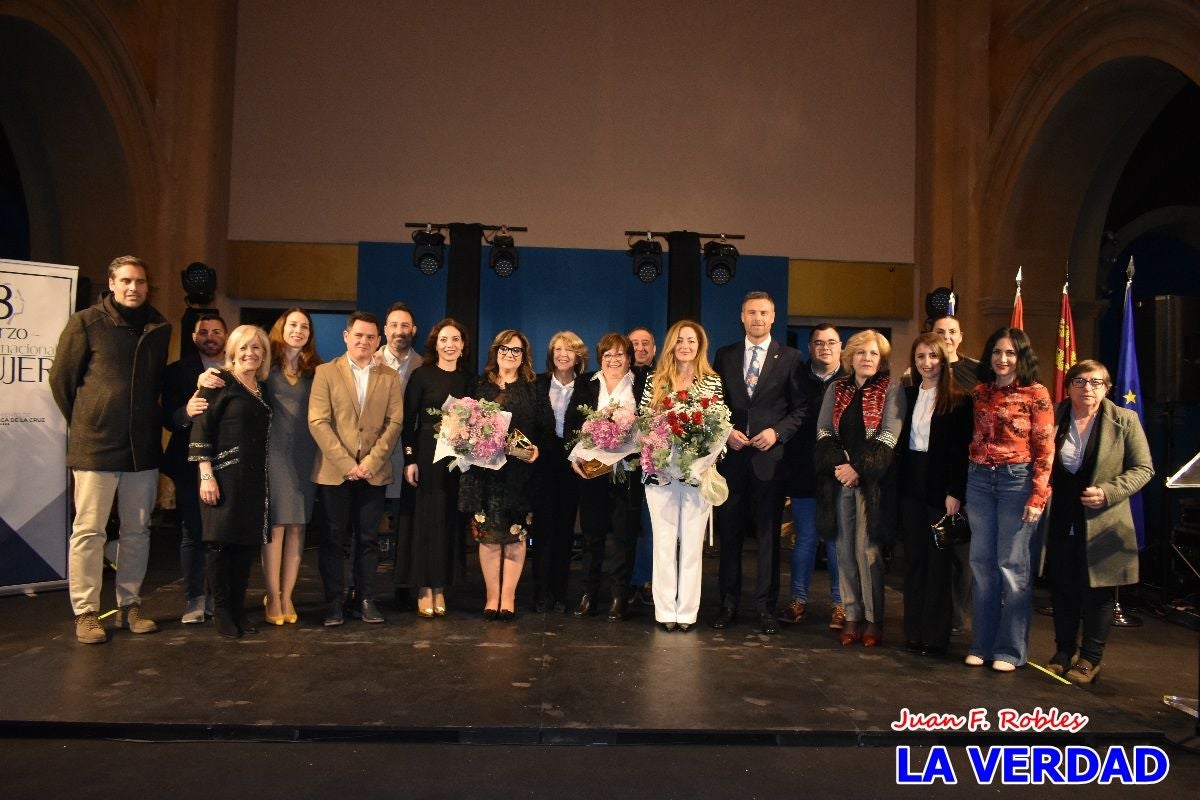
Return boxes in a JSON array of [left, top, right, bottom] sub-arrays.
[[359, 241, 788, 372]]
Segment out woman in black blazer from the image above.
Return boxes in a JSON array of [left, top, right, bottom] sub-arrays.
[[898, 333, 973, 656], [530, 331, 588, 613], [565, 332, 648, 622]]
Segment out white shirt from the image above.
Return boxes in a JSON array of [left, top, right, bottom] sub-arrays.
[[908, 385, 936, 452], [743, 335, 771, 378], [549, 374, 575, 438], [1060, 413, 1097, 476], [380, 346, 418, 385], [347, 355, 372, 410], [595, 369, 636, 410]]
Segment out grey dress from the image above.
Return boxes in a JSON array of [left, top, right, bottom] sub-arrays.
[[267, 367, 318, 525]]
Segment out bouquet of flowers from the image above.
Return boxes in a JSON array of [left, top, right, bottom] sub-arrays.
[[430, 395, 512, 472], [638, 388, 732, 489], [567, 399, 640, 478]]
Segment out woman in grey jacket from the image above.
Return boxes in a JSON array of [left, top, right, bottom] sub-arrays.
[[1042, 360, 1153, 684]]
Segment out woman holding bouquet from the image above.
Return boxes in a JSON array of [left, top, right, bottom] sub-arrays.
[[531, 331, 588, 614], [402, 319, 472, 617], [814, 329, 904, 648], [459, 329, 554, 620], [638, 320, 727, 632], [567, 332, 648, 622]]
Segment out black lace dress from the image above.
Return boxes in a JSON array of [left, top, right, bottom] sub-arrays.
[[458, 375, 554, 545]]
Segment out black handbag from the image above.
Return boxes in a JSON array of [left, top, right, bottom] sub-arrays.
[[931, 512, 970, 550]]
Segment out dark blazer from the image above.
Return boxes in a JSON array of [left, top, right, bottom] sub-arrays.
[[784, 361, 845, 497], [161, 353, 207, 482], [898, 385, 973, 510], [563, 369, 649, 446], [714, 338, 806, 481]]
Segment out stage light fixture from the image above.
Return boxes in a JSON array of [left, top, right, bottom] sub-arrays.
[[181, 261, 217, 305], [703, 238, 738, 285], [412, 226, 446, 275], [489, 229, 519, 278], [630, 237, 663, 284]]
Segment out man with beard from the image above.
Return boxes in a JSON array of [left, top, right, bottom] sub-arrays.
[[376, 302, 419, 609], [162, 313, 229, 623]]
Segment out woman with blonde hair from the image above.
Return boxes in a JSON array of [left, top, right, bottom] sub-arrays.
[[814, 329, 905, 647], [459, 329, 554, 620], [639, 320, 727, 631], [262, 308, 322, 625], [191, 325, 273, 638], [532, 331, 587, 614]]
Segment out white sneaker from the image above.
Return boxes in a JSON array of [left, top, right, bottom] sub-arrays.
[[181, 597, 206, 624]]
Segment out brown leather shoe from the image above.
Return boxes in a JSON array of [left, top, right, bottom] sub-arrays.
[[1066, 658, 1102, 685], [778, 599, 807, 623], [829, 604, 846, 630]]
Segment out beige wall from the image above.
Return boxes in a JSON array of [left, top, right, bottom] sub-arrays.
[[228, 1, 916, 262]]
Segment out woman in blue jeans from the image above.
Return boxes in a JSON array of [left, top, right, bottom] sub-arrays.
[[963, 328, 1054, 672]]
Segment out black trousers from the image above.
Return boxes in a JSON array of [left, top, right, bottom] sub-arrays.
[[1047, 528, 1115, 663], [577, 475, 638, 600], [715, 458, 784, 614], [531, 442, 579, 603], [319, 480, 385, 603], [205, 542, 255, 622], [900, 451, 953, 648]]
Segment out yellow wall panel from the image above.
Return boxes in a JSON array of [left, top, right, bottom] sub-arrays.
[[788, 259, 914, 319], [228, 241, 358, 301]]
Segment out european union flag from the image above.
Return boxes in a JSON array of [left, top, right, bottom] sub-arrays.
[[1116, 265, 1146, 548]]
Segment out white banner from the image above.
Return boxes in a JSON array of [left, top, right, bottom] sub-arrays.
[[0, 259, 76, 595]]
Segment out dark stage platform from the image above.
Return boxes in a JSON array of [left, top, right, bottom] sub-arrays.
[[1, 524, 1197, 797]]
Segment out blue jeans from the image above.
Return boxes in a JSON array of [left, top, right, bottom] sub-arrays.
[[788, 498, 840, 604], [965, 463, 1035, 666]]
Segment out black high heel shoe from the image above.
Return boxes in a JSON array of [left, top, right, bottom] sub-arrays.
[[498, 609, 515, 622], [483, 608, 499, 621]]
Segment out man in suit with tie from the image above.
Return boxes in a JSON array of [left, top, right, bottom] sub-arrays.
[[711, 292, 806, 634], [309, 311, 404, 626]]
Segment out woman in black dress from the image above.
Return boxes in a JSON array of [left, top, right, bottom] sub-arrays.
[[191, 325, 272, 638], [459, 329, 554, 620], [402, 319, 472, 618]]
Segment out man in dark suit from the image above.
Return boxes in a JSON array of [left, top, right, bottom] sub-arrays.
[[162, 313, 227, 624], [711, 291, 806, 634]]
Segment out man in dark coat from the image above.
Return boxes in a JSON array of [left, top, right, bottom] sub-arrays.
[[711, 291, 806, 634], [49, 255, 171, 644], [162, 313, 227, 623]]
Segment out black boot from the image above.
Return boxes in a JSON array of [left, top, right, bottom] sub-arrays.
[[206, 545, 240, 639], [231, 545, 257, 635]]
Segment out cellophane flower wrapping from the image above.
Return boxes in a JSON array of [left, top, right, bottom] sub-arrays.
[[638, 388, 731, 485], [430, 395, 512, 472], [567, 399, 641, 467]]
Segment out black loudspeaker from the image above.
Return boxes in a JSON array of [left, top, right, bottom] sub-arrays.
[[1136, 295, 1200, 404]]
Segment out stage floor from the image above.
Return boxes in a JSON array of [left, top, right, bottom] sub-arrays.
[[1, 525, 1195, 751]]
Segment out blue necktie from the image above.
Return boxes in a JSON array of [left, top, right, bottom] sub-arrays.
[[746, 345, 762, 397]]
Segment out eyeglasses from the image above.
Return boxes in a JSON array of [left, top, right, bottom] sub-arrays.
[[1070, 377, 1107, 389], [602, 353, 628, 362], [497, 345, 524, 356], [811, 339, 840, 349]]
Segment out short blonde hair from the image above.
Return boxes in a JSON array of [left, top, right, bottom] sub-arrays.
[[223, 324, 271, 381], [840, 329, 892, 375], [545, 330, 588, 375]]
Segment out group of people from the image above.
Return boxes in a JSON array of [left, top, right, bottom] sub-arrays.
[[50, 259, 1155, 685]]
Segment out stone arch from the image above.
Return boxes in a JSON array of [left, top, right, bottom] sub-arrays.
[[0, 0, 160, 292], [973, 1, 1200, 356]]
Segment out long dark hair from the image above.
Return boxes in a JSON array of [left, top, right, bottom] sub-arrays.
[[268, 307, 322, 377], [421, 318, 470, 367], [976, 327, 1039, 386], [910, 333, 965, 416]]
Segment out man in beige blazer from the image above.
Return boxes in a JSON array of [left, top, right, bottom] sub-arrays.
[[309, 311, 404, 626]]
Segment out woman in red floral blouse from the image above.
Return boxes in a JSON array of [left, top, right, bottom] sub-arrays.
[[963, 327, 1055, 672]]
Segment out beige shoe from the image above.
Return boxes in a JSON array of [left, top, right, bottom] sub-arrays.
[[181, 597, 206, 624], [1065, 658, 1101, 685], [115, 603, 158, 634], [75, 611, 107, 644], [829, 604, 846, 630]]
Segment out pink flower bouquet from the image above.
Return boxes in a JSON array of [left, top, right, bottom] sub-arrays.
[[431, 395, 512, 472], [567, 399, 640, 477]]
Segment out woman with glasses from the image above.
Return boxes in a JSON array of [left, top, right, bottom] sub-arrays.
[[459, 330, 554, 620], [530, 331, 587, 614], [898, 333, 972, 656], [963, 328, 1054, 672], [567, 333, 648, 622], [401, 319, 472, 618], [1041, 360, 1152, 684]]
